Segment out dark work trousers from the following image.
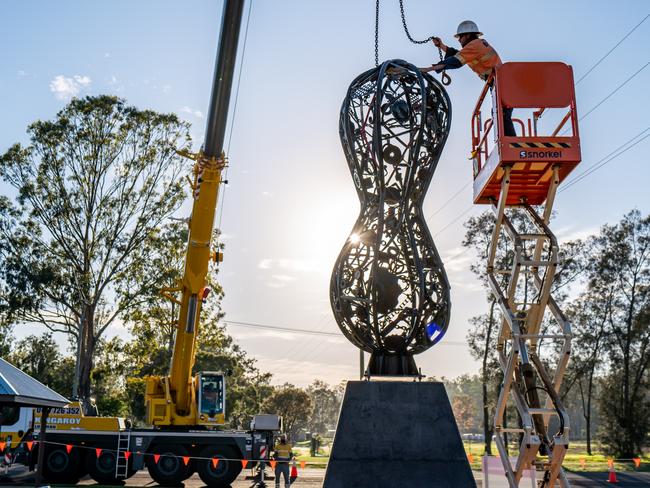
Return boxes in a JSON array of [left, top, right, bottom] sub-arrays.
[[502, 107, 516, 136], [275, 461, 290, 487]]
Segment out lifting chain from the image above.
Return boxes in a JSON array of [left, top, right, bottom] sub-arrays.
[[397, 0, 451, 86], [375, 0, 380, 66]]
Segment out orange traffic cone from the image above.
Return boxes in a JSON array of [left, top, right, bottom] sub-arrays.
[[608, 464, 618, 483]]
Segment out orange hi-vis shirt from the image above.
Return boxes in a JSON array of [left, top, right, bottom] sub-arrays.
[[453, 39, 502, 80]]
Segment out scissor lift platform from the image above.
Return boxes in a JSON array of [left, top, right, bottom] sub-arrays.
[[472, 62, 581, 205], [470, 62, 582, 488]]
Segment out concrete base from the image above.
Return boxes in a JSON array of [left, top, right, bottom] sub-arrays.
[[323, 381, 476, 488]]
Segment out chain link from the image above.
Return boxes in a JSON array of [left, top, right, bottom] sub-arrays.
[[374, 0, 380, 66], [398, 0, 450, 85], [398, 0, 442, 60]]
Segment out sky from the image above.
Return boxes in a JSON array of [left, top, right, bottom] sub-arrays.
[[0, 1, 648, 387]]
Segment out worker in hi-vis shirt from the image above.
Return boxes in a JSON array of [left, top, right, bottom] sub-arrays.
[[272, 434, 293, 488], [422, 20, 516, 137]]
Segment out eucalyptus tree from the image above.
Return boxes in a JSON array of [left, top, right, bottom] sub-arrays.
[[0, 95, 190, 401], [590, 210, 650, 456]]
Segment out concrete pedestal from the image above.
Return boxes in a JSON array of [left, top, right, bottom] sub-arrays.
[[323, 381, 476, 488]]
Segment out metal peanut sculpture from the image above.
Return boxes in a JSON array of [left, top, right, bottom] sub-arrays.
[[330, 59, 452, 376]]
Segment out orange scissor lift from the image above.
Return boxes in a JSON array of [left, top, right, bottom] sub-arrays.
[[471, 62, 581, 488]]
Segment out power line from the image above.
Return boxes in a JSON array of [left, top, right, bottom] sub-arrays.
[[223, 319, 340, 337], [428, 182, 470, 220], [559, 127, 650, 193], [434, 205, 474, 237], [558, 61, 648, 136], [560, 127, 650, 191], [575, 14, 650, 85], [577, 62, 649, 122], [222, 319, 467, 347], [283, 311, 338, 362]]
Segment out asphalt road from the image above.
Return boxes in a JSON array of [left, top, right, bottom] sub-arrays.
[[3, 466, 650, 487], [565, 471, 650, 486]]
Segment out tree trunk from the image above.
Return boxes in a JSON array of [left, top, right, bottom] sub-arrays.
[[482, 381, 492, 456], [482, 299, 497, 456], [77, 304, 96, 402], [586, 369, 594, 456], [622, 271, 637, 457], [72, 319, 83, 398], [169, 301, 176, 357]]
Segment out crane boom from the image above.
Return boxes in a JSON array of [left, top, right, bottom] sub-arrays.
[[204, 0, 245, 157], [146, 0, 245, 426]]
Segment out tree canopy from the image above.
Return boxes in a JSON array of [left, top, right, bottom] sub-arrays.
[[0, 95, 190, 400]]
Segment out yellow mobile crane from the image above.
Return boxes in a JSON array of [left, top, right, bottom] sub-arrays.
[[142, 0, 240, 426], [3, 2, 281, 486]]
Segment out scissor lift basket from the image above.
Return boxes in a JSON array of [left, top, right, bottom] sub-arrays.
[[472, 62, 581, 205]]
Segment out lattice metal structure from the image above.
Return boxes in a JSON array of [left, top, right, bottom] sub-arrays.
[[330, 59, 452, 376], [488, 168, 572, 487]]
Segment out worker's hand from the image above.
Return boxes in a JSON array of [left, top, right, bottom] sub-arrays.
[[432, 37, 446, 51], [426, 64, 445, 74]]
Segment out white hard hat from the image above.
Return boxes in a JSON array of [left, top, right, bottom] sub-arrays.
[[455, 20, 482, 38]]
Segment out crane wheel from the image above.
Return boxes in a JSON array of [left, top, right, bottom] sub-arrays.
[[197, 445, 242, 487], [42, 445, 81, 484], [147, 444, 194, 485], [85, 447, 134, 484]]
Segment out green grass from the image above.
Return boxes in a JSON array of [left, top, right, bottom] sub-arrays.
[[292, 439, 649, 472], [293, 445, 330, 468], [463, 440, 650, 472]]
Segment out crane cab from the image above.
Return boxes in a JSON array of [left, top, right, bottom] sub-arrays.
[[197, 372, 225, 426], [471, 62, 581, 205], [145, 371, 226, 426]]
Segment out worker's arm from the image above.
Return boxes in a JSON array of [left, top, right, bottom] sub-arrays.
[[421, 56, 462, 73], [422, 38, 462, 73]]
